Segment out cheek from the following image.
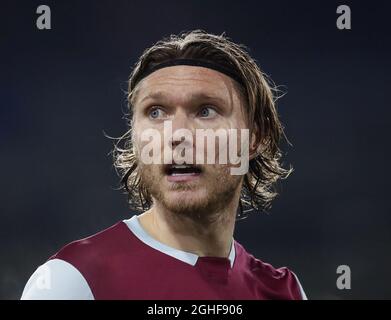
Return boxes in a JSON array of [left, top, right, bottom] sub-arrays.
[[134, 126, 165, 159], [227, 114, 250, 156], [229, 110, 248, 130]]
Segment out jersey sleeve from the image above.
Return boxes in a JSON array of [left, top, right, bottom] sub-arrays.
[[292, 272, 308, 300], [21, 258, 94, 300]]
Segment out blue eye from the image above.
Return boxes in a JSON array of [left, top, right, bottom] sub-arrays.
[[199, 106, 217, 118], [149, 107, 166, 119]]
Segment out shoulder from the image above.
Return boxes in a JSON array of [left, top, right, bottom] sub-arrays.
[[21, 258, 94, 299], [49, 221, 130, 264], [234, 241, 307, 300], [21, 221, 130, 300]]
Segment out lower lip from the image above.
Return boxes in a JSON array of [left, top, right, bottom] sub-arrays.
[[166, 173, 201, 182]]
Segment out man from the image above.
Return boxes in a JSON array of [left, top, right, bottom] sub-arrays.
[[21, 30, 307, 300]]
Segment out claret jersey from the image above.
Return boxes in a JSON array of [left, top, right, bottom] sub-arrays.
[[21, 215, 307, 300]]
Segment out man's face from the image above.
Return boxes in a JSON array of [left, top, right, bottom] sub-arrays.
[[132, 65, 248, 217]]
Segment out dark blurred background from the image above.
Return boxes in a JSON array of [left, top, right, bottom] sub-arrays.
[[1, 0, 390, 299]]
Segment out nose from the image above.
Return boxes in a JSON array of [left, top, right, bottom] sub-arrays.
[[168, 111, 194, 149], [171, 110, 192, 131]]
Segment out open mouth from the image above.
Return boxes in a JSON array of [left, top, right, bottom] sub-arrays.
[[163, 164, 203, 183], [164, 164, 202, 176]]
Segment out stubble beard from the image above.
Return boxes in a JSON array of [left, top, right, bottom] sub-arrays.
[[139, 163, 243, 224]]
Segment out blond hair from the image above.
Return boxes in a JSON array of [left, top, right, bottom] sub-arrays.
[[113, 30, 292, 217]]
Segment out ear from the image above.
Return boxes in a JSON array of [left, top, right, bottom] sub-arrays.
[[249, 127, 262, 160]]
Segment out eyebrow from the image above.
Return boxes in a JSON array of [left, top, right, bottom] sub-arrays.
[[137, 91, 227, 105]]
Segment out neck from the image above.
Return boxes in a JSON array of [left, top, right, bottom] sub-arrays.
[[137, 196, 239, 258]]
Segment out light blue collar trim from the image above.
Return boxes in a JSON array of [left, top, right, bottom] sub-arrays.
[[123, 215, 236, 268]]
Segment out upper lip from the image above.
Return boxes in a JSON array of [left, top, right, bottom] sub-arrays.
[[163, 164, 203, 175]]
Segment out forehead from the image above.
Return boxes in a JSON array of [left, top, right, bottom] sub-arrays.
[[132, 65, 239, 103]]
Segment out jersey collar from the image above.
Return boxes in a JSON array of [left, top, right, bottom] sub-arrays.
[[123, 215, 236, 268]]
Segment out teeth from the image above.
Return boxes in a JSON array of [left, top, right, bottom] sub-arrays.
[[166, 164, 201, 176], [172, 165, 190, 168]]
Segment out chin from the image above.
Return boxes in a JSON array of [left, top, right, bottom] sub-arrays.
[[162, 189, 210, 214]]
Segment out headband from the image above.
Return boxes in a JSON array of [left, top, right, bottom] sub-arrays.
[[133, 58, 245, 87]]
